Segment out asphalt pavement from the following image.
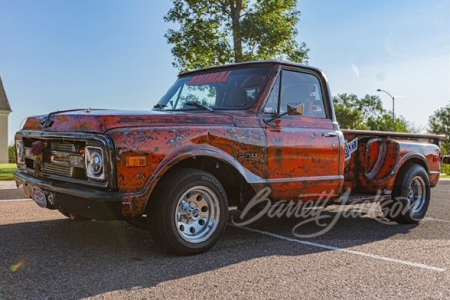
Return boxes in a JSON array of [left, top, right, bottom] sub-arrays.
[[0, 180, 449, 299]]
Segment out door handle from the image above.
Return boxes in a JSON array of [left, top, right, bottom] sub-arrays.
[[322, 132, 337, 137]]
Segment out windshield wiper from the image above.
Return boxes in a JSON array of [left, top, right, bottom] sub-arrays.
[[153, 103, 166, 109], [184, 101, 214, 112]]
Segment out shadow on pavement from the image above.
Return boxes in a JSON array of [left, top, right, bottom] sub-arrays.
[[0, 208, 437, 299]]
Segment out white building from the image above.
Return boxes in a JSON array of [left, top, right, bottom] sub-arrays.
[[0, 75, 12, 163]]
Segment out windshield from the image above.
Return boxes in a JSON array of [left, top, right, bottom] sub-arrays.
[[156, 67, 272, 111]]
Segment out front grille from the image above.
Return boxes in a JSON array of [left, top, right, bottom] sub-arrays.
[[41, 163, 72, 177], [16, 133, 112, 189], [22, 138, 87, 180], [51, 142, 75, 153]]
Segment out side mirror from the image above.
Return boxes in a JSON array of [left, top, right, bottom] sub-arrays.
[[287, 103, 304, 116], [264, 103, 304, 125], [443, 155, 450, 165]]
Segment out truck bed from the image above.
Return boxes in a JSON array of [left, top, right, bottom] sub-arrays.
[[341, 129, 444, 196]]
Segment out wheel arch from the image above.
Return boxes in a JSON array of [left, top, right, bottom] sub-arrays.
[[145, 149, 260, 210], [392, 154, 430, 192]]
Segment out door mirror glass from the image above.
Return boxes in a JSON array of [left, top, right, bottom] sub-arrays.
[[287, 103, 304, 116]]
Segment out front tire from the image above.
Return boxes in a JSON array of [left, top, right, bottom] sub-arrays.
[[381, 164, 430, 223], [147, 168, 228, 255]]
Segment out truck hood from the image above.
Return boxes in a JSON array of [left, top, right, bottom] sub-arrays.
[[22, 109, 236, 134]]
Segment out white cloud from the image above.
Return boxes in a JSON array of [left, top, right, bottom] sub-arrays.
[[351, 63, 360, 78]]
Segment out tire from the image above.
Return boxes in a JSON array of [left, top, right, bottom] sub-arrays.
[[58, 209, 91, 221], [381, 164, 430, 223], [147, 168, 228, 255]]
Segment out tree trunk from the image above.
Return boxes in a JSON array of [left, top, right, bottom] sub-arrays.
[[229, 0, 243, 62]]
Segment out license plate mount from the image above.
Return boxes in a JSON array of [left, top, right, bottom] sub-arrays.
[[33, 187, 47, 208]]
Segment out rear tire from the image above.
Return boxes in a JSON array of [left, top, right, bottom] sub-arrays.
[[147, 168, 228, 255], [381, 164, 430, 223]]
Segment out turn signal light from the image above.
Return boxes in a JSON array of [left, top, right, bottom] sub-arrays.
[[126, 156, 147, 167]]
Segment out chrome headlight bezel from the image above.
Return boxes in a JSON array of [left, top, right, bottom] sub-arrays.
[[85, 146, 105, 181]]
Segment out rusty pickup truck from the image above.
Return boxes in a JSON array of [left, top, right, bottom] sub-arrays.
[[14, 61, 448, 254]]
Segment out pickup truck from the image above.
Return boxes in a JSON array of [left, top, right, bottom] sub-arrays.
[[14, 60, 448, 255]]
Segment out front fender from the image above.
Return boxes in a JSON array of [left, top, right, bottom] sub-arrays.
[[122, 145, 264, 217], [108, 127, 266, 217], [150, 144, 264, 187]]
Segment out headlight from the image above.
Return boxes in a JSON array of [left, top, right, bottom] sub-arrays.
[[16, 140, 24, 165], [85, 146, 105, 180]]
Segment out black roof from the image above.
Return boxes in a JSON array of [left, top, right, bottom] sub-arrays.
[[180, 60, 324, 77], [0, 75, 11, 112]]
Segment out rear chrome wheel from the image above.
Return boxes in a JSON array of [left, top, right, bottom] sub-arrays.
[[382, 164, 430, 224], [408, 176, 427, 212]]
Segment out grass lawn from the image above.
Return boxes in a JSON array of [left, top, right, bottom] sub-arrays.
[[0, 164, 17, 181], [441, 173, 450, 179]]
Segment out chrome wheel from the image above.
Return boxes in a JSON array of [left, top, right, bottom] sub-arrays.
[[383, 164, 430, 224], [408, 176, 426, 211], [175, 185, 220, 244]]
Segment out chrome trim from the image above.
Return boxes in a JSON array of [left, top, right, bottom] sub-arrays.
[[85, 146, 105, 181], [41, 163, 73, 177], [51, 142, 76, 153], [15, 130, 116, 190], [49, 151, 84, 168]]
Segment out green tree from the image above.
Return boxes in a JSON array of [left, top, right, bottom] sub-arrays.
[[333, 93, 410, 132], [429, 103, 450, 152], [333, 94, 369, 130], [164, 0, 309, 72], [428, 103, 450, 174], [366, 114, 410, 133], [8, 144, 16, 163]]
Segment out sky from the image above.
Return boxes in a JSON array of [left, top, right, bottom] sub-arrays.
[[0, 0, 449, 142]]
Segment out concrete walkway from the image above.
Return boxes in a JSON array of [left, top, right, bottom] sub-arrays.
[[0, 180, 24, 200], [0, 180, 16, 190]]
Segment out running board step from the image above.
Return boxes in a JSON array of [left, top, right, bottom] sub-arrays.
[[334, 192, 391, 205]]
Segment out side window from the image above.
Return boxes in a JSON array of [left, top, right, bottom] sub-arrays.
[[263, 76, 280, 114], [280, 71, 327, 118]]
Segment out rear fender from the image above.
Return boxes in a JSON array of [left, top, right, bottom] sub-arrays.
[[386, 153, 430, 192]]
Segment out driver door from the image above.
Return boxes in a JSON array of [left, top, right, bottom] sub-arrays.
[[262, 69, 342, 201]]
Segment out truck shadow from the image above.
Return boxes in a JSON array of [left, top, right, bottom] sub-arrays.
[[0, 207, 439, 300]]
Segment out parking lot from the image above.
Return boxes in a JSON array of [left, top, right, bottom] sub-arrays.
[[0, 180, 449, 299]]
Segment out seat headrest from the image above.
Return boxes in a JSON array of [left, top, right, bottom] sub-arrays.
[[225, 88, 248, 107], [242, 75, 265, 88]]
